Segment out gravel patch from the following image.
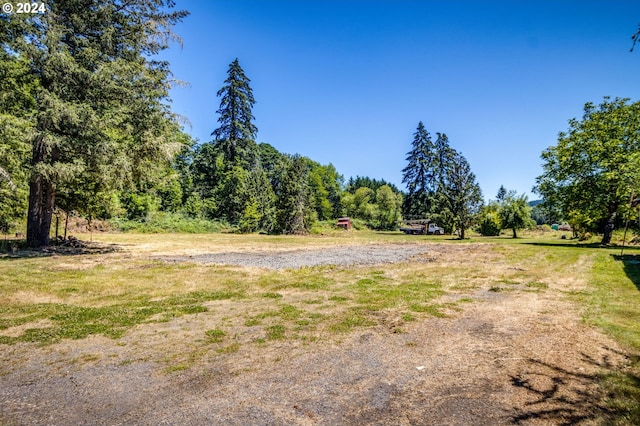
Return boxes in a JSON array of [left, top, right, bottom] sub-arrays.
[[157, 244, 430, 269]]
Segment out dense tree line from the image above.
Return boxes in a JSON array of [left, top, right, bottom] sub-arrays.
[[2, 3, 631, 245]]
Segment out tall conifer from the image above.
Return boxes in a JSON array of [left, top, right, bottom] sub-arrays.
[[2, 1, 188, 247], [211, 58, 258, 167]]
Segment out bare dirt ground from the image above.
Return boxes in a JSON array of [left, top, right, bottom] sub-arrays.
[[0, 241, 632, 425]]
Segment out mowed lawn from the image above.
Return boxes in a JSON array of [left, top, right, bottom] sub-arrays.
[[1, 231, 639, 421]]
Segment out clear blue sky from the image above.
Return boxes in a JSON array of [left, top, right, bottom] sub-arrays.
[[161, 0, 640, 201]]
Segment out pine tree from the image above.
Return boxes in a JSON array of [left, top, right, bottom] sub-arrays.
[[441, 152, 483, 239], [274, 155, 311, 234], [2, 1, 188, 247], [212, 59, 258, 167], [402, 122, 434, 217], [496, 185, 507, 203], [240, 165, 275, 233]]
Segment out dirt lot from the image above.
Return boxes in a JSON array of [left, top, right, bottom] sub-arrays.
[[0, 240, 632, 425]]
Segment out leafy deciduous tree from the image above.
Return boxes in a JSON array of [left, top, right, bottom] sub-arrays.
[[375, 184, 403, 230], [498, 190, 533, 238], [535, 97, 640, 244]]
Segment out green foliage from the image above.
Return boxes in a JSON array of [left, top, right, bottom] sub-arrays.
[[1, 1, 189, 247], [0, 116, 30, 232], [535, 97, 640, 244], [345, 176, 400, 194], [0, 53, 34, 233], [402, 122, 437, 217], [401, 124, 481, 236], [567, 210, 594, 240], [439, 152, 483, 239], [476, 203, 502, 236], [307, 161, 343, 221], [120, 192, 160, 220], [215, 166, 250, 224], [211, 58, 258, 167], [374, 185, 403, 230], [498, 190, 534, 238], [110, 212, 227, 233], [274, 155, 312, 234], [341, 182, 402, 230], [530, 202, 555, 225]]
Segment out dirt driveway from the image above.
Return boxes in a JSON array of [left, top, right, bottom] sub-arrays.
[[0, 241, 630, 425]]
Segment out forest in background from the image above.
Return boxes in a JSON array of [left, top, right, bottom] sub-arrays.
[[0, 1, 638, 247]]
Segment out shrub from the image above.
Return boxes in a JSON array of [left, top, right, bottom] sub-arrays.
[[476, 211, 501, 236]]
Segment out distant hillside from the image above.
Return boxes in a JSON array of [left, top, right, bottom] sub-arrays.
[[529, 199, 543, 207]]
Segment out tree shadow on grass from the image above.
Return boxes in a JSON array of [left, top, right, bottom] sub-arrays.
[[611, 254, 640, 292], [509, 349, 640, 425], [523, 241, 618, 249], [0, 239, 120, 260]]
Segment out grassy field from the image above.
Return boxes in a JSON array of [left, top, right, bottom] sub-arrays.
[[1, 230, 639, 422]]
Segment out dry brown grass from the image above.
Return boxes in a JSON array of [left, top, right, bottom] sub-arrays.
[[0, 232, 637, 424]]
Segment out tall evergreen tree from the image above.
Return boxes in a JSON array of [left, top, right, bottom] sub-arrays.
[[211, 58, 258, 167], [402, 124, 457, 221], [240, 165, 275, 233], [402, 122, 434, 217], [274, 155, 311, 234], [441, 153, 483, 239], [496, 185, 507, 203], [2, 1, 189, 247]]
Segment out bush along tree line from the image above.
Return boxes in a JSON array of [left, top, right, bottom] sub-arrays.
[[476, 186, 534, 238]]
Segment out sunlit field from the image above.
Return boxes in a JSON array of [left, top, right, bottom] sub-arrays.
[[1, 230, 639, 423]]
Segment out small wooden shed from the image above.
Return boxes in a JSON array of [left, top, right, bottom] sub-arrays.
[[336, 217, 351, 230]]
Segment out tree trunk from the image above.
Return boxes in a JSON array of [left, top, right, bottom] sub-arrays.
[[601, 218, 615, 245], [459, 226, 465, 240], [512, 227, 517, 238], [26, 174, 56, 248], [64, 210, 69, 240]]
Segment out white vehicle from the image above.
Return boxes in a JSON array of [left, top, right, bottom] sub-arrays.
[[400, 221, 444, 235]]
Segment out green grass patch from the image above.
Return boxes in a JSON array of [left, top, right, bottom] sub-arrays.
[[409, 303, 447, 317], [585, 253, 640, 350], [266, 324, 286, 340], [216, 343, 240, 354], [525, 281, 548, 290], [204, 328, 226, 343], [572, 251, 640, 425], [261, 292, 282, 299], [0, 290, 241, 345], [329, 313, 375, 333]]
